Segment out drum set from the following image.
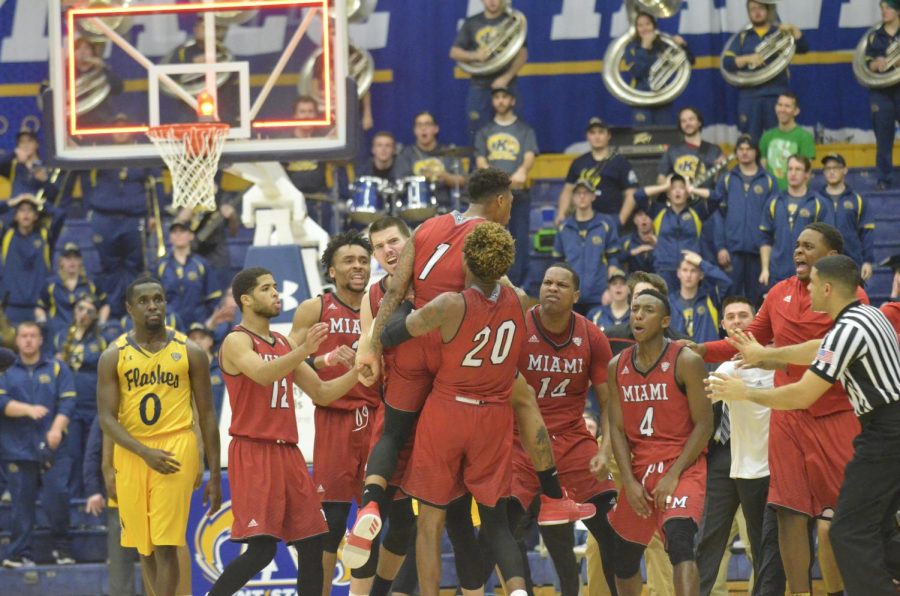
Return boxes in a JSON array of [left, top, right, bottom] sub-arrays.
[[346, 175, 438, 224]]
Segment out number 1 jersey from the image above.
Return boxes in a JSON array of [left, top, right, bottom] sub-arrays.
[[413, 211, 484, 308]]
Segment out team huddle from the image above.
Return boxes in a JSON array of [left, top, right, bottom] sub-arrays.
[[101, 168, 900, 596]]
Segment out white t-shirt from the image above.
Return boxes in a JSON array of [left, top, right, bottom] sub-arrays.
[[715, 360, 774, 480]]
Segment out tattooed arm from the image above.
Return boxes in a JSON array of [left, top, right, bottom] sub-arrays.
[[356, 231, 416, 382], [511, 373, 556, 472]]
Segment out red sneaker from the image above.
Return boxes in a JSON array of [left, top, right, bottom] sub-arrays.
[[538, 492, 596, 526], [342, 502, 382, 569]]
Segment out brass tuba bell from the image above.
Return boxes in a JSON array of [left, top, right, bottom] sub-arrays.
[[852, 25, 900, 89], [719, 0, 796, 88], [348, 0, 377, 24], [297, 43, 375, 103], [602, 0, 691, 107], [159, 39, 235, 98], [74, 0, 133, 42], [456, 3, 527, 77]]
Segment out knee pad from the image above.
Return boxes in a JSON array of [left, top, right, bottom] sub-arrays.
[[612, 535, 645, 579], [381, 499, 416, 555], [322, 503, 351, 553], [663, 518, 698, 566]]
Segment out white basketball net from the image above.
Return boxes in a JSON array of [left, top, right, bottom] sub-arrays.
[[147, 123, 229, 212]]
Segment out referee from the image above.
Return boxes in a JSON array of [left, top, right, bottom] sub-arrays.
[[707, 254, 900, 596]]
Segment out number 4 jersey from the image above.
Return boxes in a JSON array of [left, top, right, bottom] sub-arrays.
[[615, 340, 695, 466], [115, 330, 194, 438], [222, 326, 299, 444]]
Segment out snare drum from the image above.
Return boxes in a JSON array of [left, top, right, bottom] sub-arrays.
[[396, 176, 437, 221], [347, 176, 386, 223]]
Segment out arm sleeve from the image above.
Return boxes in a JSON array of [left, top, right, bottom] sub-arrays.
[[453, 19, 474, 49], [564, 158, 581, 184], [82, 418, 105, 497], [589, 325, 613, 385], [55, 360, 77, 419], [474, 128, 488, 159], [809, 322, 861, 384], [759, 198, 775, 245]]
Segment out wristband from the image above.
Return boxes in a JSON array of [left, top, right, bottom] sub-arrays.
[[305, 356, 316, 369], [323, 349, 336, 367]]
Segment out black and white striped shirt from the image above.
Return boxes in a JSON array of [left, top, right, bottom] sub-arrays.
[[810, 302, 900, 416]]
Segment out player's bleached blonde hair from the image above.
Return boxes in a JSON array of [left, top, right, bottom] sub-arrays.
[[463, 222, 515, 283]]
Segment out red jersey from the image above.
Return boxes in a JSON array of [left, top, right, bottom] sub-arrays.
[[881, 302, 900, 334], [412, 212, 484, 308], [432, 285, 525, 405], [368, 276, 388, 316], [223, 327, 298, 444], [704, 276, 867, 417], [518, 307, 612, 434], [615, 340, 695, 466], [314, 292, 379, 410]]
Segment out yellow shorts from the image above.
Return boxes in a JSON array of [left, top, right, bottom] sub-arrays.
[[113, 429, 199, 556]]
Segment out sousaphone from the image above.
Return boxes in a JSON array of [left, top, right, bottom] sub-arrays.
[[719, 0, 796, 87], [852, 25, 900, 89], [602, 0, 691, 107], [456, 1, 527, 77]]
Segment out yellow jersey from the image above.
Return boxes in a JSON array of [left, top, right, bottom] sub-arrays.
[[115, 330, 194, 438]]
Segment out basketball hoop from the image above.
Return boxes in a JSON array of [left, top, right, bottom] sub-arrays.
[[147, 122, 229, 211]]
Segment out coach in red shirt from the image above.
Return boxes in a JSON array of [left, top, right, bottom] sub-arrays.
[[689, 222, 866, 595]]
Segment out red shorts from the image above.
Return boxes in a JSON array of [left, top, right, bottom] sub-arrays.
[[608, 457, 706, 547], [228, 437, 328, 543], [312, 405, 375, 503], [767, 408, 860, 516], [384, 331, 441, 412], [511, 427, 616, 508], [402, 395, 513, 507], [368, 399, 414, 492]]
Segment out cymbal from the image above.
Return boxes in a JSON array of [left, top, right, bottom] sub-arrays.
[[434, 146, 475, 158]]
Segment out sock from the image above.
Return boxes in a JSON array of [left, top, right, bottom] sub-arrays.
[[509, 590, 528, 596], [361, 483, 386, 508], [370, 575, 393, 596], [537, 467, 563, 499]]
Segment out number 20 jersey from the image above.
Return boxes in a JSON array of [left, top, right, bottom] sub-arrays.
[[115, 330, 193, 438], [222, 326, 299, 444], [615, 340, 694, 466]]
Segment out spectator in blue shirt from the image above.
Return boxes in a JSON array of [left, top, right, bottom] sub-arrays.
[[759, 155, 833, 286], [819, 153, 875, 279], [668, 251, 732, 343], [0, 322, 77, 568], [54, 296, 107, 497], [633, 174, 721, 292], [0, 131, 57, 199], [708, 135, 778, 306], [553, 179, 622, 315], [36, 243, 108, 343], [0, 194, 66, 325], [720, 1, 809, 142], [588, 271, 631, 331], [157, 221, 222, 327], [621, 209, 657, 274]]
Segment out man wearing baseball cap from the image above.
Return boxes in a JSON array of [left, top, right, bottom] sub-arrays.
[[819, 153, 875, 280], [474, 86, 538, 287], [555, 118, 639, 228]]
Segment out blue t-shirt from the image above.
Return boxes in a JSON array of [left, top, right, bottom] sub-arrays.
[[565, 152, 639, 219]]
